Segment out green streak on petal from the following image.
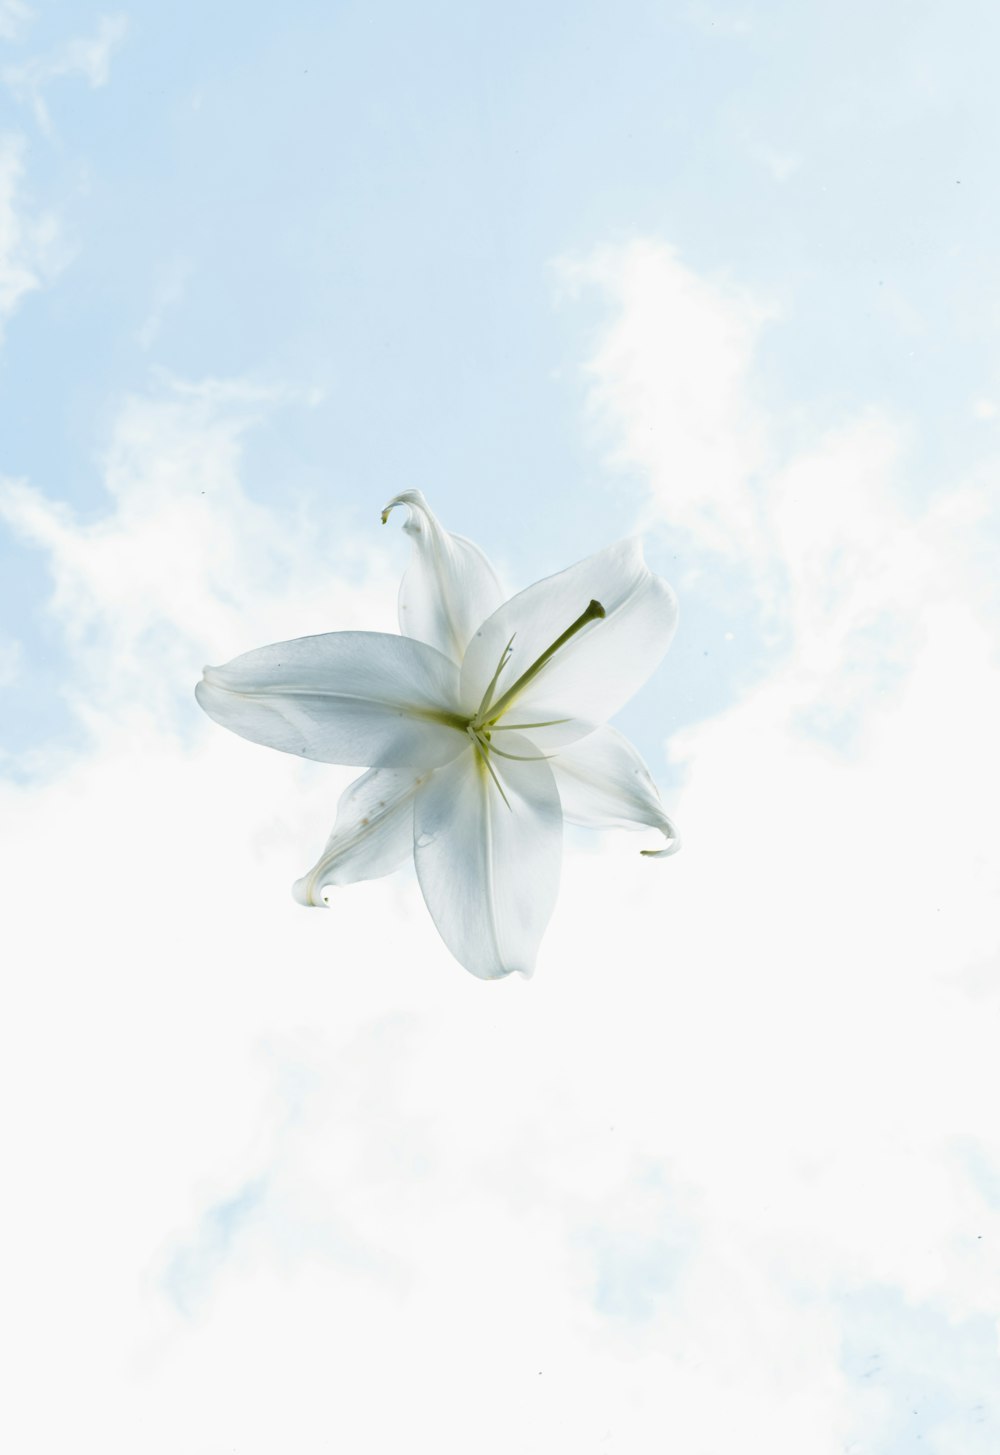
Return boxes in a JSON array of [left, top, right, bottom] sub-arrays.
[[469, 727, 511, 810], [408, 705, 471, 733]]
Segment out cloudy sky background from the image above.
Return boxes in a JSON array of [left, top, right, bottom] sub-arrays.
[[3, 2, 1000, 1450]]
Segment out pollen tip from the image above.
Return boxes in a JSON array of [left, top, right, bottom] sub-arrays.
[[589, 598, 607, 619]]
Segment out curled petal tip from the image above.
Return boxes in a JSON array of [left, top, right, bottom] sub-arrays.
[[640, 819, 681, 858], [380, 490, 427, 528], [291, 875, 330, 907]]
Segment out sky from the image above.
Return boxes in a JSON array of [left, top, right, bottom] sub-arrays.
[[2, 1, 1000, 1451]]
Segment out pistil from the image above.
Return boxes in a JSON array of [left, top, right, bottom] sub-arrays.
[[473, 599, 605, 729]]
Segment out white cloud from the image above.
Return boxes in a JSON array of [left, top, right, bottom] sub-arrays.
[[3, 13, 127, 132], [567, 240, 999, 701], [559, 240, 776, 559], [557, 238, 1000, 1438], [0, 373, 395, 745], [4, 308, 1000, 1451]]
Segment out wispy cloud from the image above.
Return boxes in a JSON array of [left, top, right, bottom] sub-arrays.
[[0, 131, 59, 332], [0, 373, 386, 741], [0, 633, 21, 686], [136, 259, 193, 352], [0, 0, 32, 42], [564, 240, 999, 677], [558, 240, 775, 560], [755, 145, 802, 183], [3, 13, 127, 132], [163, 1176, 269, 1317]]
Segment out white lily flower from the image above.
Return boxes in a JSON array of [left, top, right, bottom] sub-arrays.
[[196, 490, 680, 980]]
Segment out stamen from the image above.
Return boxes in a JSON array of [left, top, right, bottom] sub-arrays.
[[488, 742, 554, 762], [474, 600, 605, 728], [488, 718, 572, 731], [475, 634, 516, 720]]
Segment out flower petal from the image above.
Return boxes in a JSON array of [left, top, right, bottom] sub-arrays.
[[551, 726, 681, 857], [292, 767, 425, 905], [459, 537, 678, 744], [382, 490, 504, 664], [413, 736, 562, 979], [195, 631, 467, 768]]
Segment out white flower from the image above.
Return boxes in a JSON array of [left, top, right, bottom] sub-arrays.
[[196, 491, 680, 980]]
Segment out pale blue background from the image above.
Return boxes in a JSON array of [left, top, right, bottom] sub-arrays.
[[3, 4, 999, 1452]]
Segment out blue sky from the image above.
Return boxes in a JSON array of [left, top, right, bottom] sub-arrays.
[[3, 2, 1000, 1451], [6, 0, 999, 766]]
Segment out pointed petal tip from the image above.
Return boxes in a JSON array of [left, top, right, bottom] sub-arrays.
[[461, 958, 533, 981]]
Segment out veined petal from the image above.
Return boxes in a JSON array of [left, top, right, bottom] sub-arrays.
[[196, 631, 467, 768], [413, 735, 562, 980], [383, 490, 504, 664], [459, 537, 678, 743], [551, 725, 681, 857], [292, 767, 425, 905]]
